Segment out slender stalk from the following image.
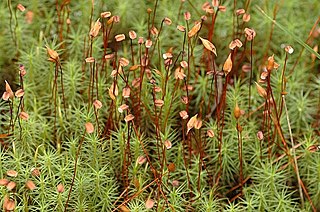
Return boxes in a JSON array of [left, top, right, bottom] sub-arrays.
[[248, 38, 253, 114], [278, 52, 288, 118], [216, 74, 230, 185], [282, 95, 304, 207], [257, 6, 320, 59], [111, 177, 160, 212], [129, 39, 135, 78], [87, 38, 94, 110], [56, 0, 63, 45], [181, 120, 192, 196], [186, 0, 202, 17], [58, 63, 67, 119], [232, 0, 237, 39], [122, 128, 129, 199], [289, 17, 320, 74], [93, 106, 100, 134], [64, 130, 86, 212], [53, 64, 59, 144], [266, 75, 287, 149], [237, 122, 243, 194], [151, 83, 162, 166], [262, 2, 280, 60], [151, 0, 159, 29]]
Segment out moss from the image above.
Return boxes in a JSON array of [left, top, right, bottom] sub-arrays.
[[0, 0, 319, 211]]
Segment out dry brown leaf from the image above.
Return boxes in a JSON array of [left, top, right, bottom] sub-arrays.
[[188, 22, 201, 37], [194, 119, 202, 129], [223, 53, 232, 76], [267, 55, 275, 72], [46, 46, 59, 62], [233, 102, 241, 119], [255, 82, 267, 99], [90, 18, 101, 38], [199, 37, 217, 56], [187, 114, 198, 134], [108, 82, 118, 100]]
